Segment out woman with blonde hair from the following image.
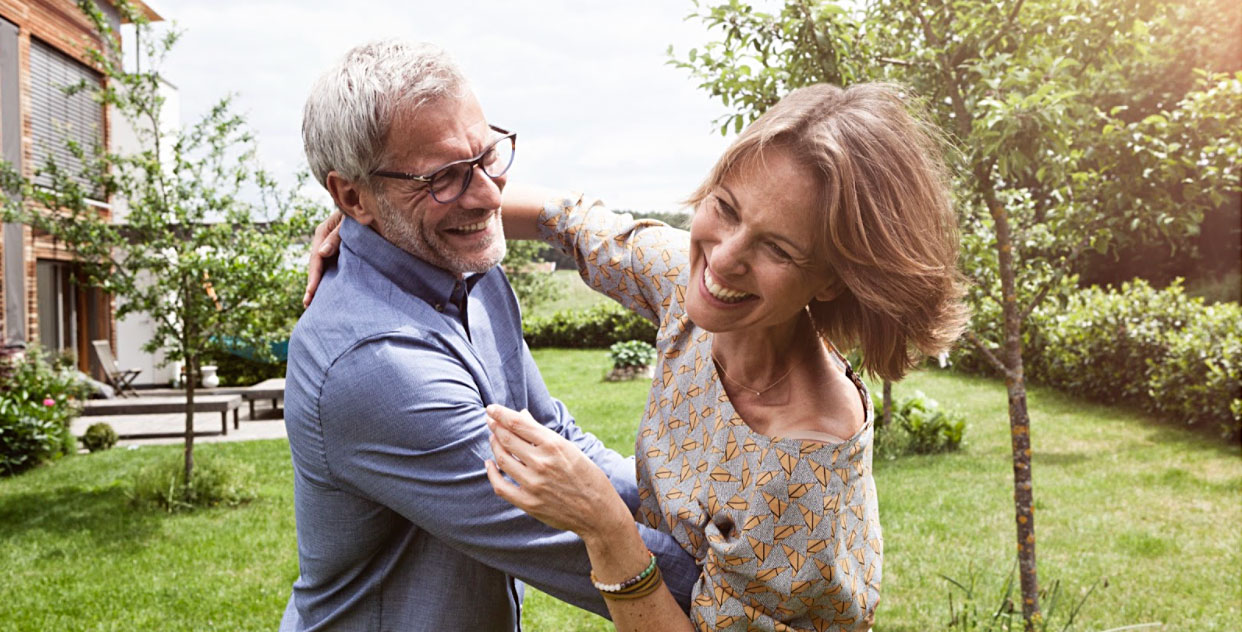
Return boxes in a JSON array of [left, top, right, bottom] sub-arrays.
[[484, 82, 968, 631]]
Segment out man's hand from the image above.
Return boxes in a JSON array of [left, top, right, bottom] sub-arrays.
[[304, 210, 345, 307]]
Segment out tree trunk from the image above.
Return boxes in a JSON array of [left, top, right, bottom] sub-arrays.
[[183, 280, 195, 487], [1004, 364, 1038, 628], [184, 352, 195, 486], [882, 380, 893, 428], [992, 189, 1041, 629]]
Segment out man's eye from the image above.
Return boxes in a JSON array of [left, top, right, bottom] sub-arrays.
[[431, 164, 465, 192]]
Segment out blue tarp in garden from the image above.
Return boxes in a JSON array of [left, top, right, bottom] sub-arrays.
[[214, 336, 288, 363]]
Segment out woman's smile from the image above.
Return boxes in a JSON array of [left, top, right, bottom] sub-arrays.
[[685, 146, 834, 336], [701, 266, 754, 304]]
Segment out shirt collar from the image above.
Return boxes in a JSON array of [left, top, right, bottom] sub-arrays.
[[339, 214, 488, 309]]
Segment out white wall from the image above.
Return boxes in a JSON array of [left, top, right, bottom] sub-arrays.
[[109, 77, 180, 385]]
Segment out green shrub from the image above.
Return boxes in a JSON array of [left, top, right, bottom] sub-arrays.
[[81, 422, 118, 453], [873, 390, 965, 458], [503, 240, 563, 311], [0, 346, 92, 476], [1145, 301, 1242, 431], [129, 453, 256, 512], [524, 303, 657, 348], [58, 422, 78, 457], [1027, 281, 1188, 402], [953, 279, 1241, 438], [0, 400, 64, 476], [609, 340, 657, 369]]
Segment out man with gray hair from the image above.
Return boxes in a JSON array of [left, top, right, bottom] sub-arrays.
[[281, 40, 698, 630]]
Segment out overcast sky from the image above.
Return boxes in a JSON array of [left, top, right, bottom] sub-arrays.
[[137, 0, 744, 212]]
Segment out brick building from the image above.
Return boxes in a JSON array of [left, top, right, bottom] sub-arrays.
[[0, 0, 160, 375]]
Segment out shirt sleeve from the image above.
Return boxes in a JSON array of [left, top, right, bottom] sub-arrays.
[[319, 334, 701, 615], [511, 337, 648, 513], [536, 194, 690, 326]]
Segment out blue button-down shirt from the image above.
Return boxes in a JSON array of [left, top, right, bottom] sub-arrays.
[[280, 216, 698, 631]]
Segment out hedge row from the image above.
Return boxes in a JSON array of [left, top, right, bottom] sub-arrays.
[[523, 303, 657, 349], [200, 350, 286, 387], [953, 279, 1241, 438]]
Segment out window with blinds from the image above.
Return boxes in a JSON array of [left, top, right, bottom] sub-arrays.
[[29, 37, 104, 200]]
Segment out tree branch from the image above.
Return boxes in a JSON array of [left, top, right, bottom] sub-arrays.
[[979, 281, 1005, 310], [915, 8, 974, 139], [980, 0, 1027, 55], [964, 330, 1015, 379], [877, 57, 914, 67], [796, 0, 837, 82], [1017, 227, 1095, 323]]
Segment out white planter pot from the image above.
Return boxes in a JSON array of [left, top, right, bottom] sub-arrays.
[[200, 365, 220, 388]]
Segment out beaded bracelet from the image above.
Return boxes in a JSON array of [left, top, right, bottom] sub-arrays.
[[591, 551, 657, 593], [600, 565, 663, 600]]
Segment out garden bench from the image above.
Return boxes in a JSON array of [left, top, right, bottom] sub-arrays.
[[81, 394, 242, 439], [242, 378, 285, 418]]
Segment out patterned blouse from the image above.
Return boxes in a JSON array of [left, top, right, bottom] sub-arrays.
[[538, 196, 882, 631]]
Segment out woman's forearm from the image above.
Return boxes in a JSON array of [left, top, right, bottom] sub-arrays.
[[501, 183, 569, 240], [582, 521, 696, 632]]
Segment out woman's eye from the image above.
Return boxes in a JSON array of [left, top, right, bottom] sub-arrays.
[[768, 243, 792, 260], [715, 199, 737, 221]]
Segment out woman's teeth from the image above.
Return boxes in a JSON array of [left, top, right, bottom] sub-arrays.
[[704, 268, 751, 303]]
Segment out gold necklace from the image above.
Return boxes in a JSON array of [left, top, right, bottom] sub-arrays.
[[713, 354, 796, 397]]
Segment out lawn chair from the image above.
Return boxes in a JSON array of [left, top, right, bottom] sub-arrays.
[[91, 340, 141, 397]]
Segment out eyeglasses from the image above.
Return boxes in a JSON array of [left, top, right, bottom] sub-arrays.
[[371, 125, 516, 204]]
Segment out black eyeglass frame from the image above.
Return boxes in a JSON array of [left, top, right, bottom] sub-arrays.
[[370, 125, 516, 204]]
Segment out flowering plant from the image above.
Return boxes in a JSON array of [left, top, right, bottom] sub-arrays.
[[1, 345, 93, 475]]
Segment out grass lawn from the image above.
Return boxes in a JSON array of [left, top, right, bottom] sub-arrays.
[[1, 349, 1237, 630], [0, 440, 298, 631], [522, 269, 612, 320]]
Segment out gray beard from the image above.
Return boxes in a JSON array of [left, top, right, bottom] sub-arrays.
[[374, 193, 506, 275]]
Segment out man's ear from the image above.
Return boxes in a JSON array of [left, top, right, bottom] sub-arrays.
[[325, 171, 379, 226]]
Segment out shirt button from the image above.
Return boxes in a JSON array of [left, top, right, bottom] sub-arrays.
[[435, 303, 444, 312]]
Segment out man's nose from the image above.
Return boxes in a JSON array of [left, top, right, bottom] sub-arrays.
[[457, 164, 503, 210]]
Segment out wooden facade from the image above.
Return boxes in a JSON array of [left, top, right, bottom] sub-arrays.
[[0, 0, 159, 374]]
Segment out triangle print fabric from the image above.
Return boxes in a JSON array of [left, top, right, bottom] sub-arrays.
[[538, 198, 882, 631]]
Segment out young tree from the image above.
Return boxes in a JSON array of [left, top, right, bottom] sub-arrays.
[[672, 0, 1241, 627], [1, 1, 323, 486], [502, 240, 561, 312]]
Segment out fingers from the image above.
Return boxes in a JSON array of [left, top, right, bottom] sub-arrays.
[[488, 413, 545, 473], [488, 425, 526, 472], [484, 404, 526, 427], [485, 458, 527, 506], [304, 252, 324, 307], [303, 212, 344, 307], [320, 212, 343, 256], [487, 428, 540, 513], [486, 404, 557, 446]]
